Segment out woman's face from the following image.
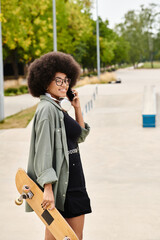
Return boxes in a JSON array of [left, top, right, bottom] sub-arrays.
[[47, 72, 69, 99]]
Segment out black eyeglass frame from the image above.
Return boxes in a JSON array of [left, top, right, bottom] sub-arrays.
[[54, 77, 71, 86]]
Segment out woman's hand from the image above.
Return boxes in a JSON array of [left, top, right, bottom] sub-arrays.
[[71, 89, 81, 109], [41, 183, 55, 211]]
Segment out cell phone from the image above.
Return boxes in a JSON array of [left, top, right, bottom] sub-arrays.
[[67, 87, 75, 101]]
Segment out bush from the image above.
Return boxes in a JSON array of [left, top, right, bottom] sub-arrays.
[[19, 85, 29, 94], [4, 85, 29, 96]]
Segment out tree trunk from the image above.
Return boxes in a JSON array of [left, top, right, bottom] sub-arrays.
[[11, 49, 19, 79], [150, 52, 154, 68], [133, 62, 136, 69], [23, 63, 28, 78]]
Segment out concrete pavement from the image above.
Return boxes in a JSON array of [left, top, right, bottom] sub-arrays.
[[1, 69, 160, 239], [4, 94, 39, 118]]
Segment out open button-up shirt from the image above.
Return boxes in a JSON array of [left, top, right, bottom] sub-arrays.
[[26, 95, 90, 212]]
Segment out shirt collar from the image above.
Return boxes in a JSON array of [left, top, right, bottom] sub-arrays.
[[40, 95, 62, 111], [45, 93, 59, 101]]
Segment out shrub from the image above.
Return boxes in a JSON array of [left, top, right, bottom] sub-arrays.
[[4, 85, 29, 96]]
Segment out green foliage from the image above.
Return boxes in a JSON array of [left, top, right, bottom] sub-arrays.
[[115, 3, 160, 67], [7, 0, 53, 60], [1, 0, 133, 74], [138, 61, 160, 69], [113, 36, 130, 64], [4, 85, 29, 96]]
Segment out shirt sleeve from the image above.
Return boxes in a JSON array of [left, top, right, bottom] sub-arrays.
[[34, 119, 58, 188], [77, 122, 90, 143]]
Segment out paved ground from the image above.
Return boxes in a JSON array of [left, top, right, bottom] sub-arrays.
[[1, 69, 160, 239], [4, 93, 39, 118]]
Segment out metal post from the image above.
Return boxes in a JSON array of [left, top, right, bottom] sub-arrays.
[[96, 0, 100, 79], [0, 0, 4, 121], [52, 0, 57, 51]]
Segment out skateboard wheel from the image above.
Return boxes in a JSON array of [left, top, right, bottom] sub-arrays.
[[22, 185, 30, 193], [15, 197, 23, 205], [63, 237, 70, 240]]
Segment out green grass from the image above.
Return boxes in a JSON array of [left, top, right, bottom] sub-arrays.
[[0, 105, 37, 129], [118, 63, 133, 69], [139, 61, 160, 69]]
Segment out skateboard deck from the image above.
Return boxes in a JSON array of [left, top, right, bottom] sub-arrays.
[[15, 168, 79, 240]]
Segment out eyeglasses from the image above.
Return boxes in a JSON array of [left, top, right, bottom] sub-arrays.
[[54, 77, 71, 86]]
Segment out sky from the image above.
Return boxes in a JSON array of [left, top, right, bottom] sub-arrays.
[[91, 0, 160, 28]]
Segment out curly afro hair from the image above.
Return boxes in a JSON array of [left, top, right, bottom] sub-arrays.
[[27, 51, 81, 97]]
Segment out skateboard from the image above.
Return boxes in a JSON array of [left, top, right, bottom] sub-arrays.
[[15, 168, 79, 240]]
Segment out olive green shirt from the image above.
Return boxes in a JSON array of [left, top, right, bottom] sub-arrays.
[[26, 95, 90, 212]]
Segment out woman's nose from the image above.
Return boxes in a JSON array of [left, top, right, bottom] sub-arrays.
[[62, 80, 67, 86]]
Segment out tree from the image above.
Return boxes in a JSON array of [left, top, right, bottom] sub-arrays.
[[91, 17, 120, 68], [1, 0, 53, 78], [116, 10, 144, 67], [2, 0, 95, 77], [115, 3, 160, 67], [112, 36, 130, 65], [2, 0, 137, 78], [154, 32, 160, 61], [139, 3, 160, 67]]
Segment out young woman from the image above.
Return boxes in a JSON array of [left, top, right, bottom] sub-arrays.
[[26, 51, 92, 240]]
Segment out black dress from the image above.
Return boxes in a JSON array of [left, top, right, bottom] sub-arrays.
[[58, 111, 92, 218]]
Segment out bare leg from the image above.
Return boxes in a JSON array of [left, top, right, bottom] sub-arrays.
[[45, 227, 56, 240], [66, 215, 85, 240], [44, 215, 85, 240]]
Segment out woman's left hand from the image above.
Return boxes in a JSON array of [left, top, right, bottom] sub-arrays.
[[71, 89, 80, 109]]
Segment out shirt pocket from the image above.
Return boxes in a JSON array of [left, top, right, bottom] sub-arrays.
[[54, 128, 63, 149]]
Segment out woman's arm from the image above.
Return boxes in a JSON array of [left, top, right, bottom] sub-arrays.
[[75, 106, 85, 128], [33, 118, 57, 211], [41, 183, 55, 210], [71, 89, 85, 128]]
